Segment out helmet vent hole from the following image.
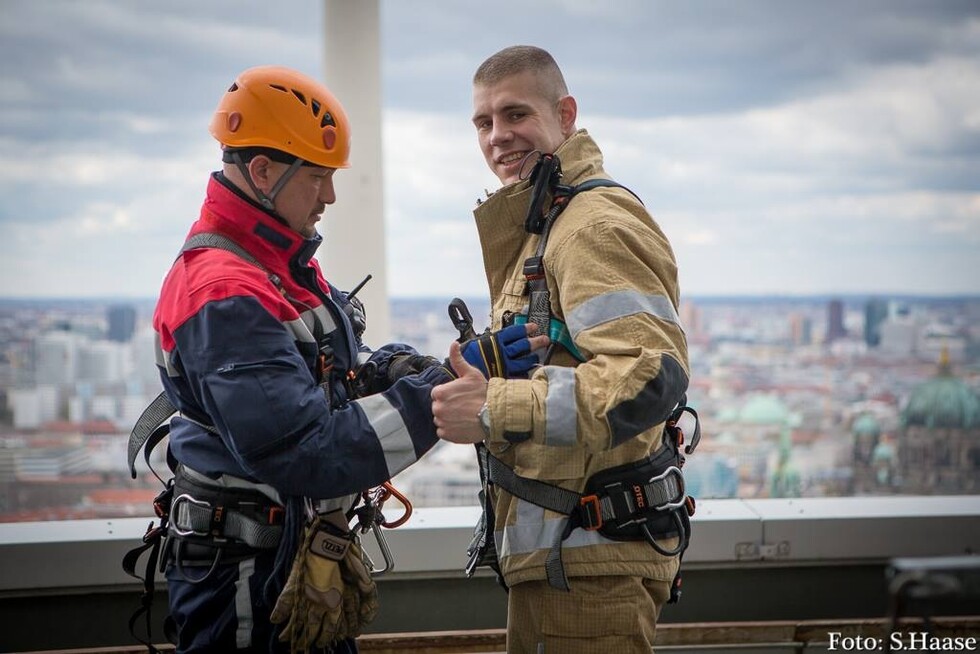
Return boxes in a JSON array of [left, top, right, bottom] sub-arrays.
[[320, 112, 335, 129], [311, 99, 321, 117], [291, 89, 307, 105], [228, 83, 239, 92], [269, 84, 289, 93]]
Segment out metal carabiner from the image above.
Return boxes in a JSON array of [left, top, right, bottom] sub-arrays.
[[376, 481, 413, 529], [170, 493, 212, 537], [366, 520, 395, 576], [448, 298, 478, 343], [649, 466, 688, 512]]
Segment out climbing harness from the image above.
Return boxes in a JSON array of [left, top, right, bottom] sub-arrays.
[[467, 400, 699, 597]]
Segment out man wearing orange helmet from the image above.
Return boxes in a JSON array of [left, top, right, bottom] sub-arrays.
[[148, 66, 545, 653]]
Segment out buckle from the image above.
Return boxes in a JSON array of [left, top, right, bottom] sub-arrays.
[[142, 521, 166, 544], [152, 484, 174, 519], [523, 256, 545, 281], [648, 466, 687, 511], [170, 493, 212, 537], [579, 494, 603, 530]]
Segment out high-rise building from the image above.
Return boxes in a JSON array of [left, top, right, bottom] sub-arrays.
[[106, 304, 137, 343], [825, 299, 847, 343], [864, 298, 889, 347]]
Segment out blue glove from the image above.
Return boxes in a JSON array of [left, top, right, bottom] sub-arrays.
[[461, 324, 539, 379]]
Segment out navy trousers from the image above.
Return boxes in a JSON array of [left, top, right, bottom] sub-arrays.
[[166, 549, 357, 654]]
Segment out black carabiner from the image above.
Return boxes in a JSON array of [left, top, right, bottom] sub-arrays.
[[448, 297, 477, 343]]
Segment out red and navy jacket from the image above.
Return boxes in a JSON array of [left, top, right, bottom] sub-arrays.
[[153, 173, 449, 500]]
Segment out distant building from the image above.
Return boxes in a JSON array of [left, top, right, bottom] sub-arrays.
[[825, 299, 846, 343], [852, 349, 980, 494], [864, 298, 889, 347], [106, 304, 136, 343], [896, 351, 980, 493], [788, 312, 812, 346], [34, 331, 79, 386]]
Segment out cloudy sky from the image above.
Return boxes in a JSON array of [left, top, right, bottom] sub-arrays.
[[1, 0, 978, 301]]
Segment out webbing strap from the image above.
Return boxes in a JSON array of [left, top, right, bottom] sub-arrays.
[[172, 500, 282, 549], [181, 232, 266, 270], [485, 450, 684, 591], [486, 452, 579, 515], [128, 392, 178, 479], [524, 177, 640, 350]]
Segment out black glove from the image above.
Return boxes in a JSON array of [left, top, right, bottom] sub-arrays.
[[386, 353, 444, 385], [343, 294, 367, 339]]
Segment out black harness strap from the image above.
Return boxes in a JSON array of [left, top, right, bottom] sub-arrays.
[[128, 392, 178, 479], [522, 153, 642, 348], [122, 480, 174, 653]]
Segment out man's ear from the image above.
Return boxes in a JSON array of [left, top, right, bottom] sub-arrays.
[[558, 95, 578, 138], [246, 155, 274, 192]]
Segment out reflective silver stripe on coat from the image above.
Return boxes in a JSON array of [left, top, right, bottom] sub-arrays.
[[181, 465, 282, 505], [155, 332, 180, 377], [544, 366, 577, 447], [300, 304, 338, 336], [235, 557, 256, 648], [356, 393, 416, 476], [566, 290, 682, 339], [283, 317, 316, 344], [494, 500, 619, 558]]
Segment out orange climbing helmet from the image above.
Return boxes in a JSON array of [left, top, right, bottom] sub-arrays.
[[209, 65, 351, 169]]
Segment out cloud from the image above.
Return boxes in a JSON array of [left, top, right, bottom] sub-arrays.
[[1, 0, 978, 299]]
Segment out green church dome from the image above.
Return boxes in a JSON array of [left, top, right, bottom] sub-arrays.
[[852, 413, 882, 438], [902, 359, 980, 429], [739, 395, 790, 425]]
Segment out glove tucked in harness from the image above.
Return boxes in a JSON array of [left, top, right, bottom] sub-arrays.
[[270, 509, 379, 652]]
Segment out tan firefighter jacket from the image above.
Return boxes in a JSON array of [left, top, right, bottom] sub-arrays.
[[474, 129, 690, 587]]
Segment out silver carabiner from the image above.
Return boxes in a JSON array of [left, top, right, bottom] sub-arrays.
[[170, 493, 212, 537], [649, 466, 687, 512], [366, 520, 395, 576]]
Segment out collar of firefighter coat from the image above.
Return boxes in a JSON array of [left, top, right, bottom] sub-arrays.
[[474, 129, 606, 299]]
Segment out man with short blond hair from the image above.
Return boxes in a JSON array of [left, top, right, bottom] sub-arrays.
[[433, 45, 692, 652]]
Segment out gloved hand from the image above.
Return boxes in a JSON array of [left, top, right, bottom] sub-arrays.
[[270, 513, 352, 650], [460, 324, 540, 378], [386, 353, 444, 385], [343, 293, 367, 339]]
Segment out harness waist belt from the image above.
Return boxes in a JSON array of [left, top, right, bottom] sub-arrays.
[[484, 449, 686, 590], [171, 496, 282, 549]]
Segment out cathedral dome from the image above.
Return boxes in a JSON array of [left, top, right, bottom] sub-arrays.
[[739, 394, 790, 425], [902, 356, 980, 430], [852, 413, 882, 438]]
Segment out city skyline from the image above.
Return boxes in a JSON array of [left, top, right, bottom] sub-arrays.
[[1, 293, 977, 522], [1, 1, 978, 300]]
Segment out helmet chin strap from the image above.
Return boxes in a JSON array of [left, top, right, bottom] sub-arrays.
[[230, 151, 305, 214]]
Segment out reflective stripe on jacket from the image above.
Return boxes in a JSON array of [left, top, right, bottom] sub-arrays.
[[153, 173, 449, 501], [474, 130, 690, 586]]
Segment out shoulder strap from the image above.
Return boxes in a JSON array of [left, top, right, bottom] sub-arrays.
[[181, 232, 265, 270], [524, 177, 641, 339]]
